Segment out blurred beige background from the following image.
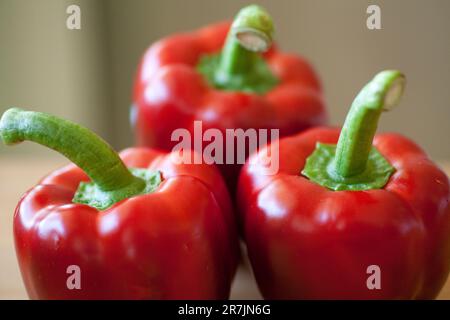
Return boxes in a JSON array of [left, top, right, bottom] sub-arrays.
[[0, 0, 449, 157], [0, 0, 450, 299]]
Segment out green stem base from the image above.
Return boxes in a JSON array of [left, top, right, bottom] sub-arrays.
[[73, 169, 162, 210], [197, 51, 278, 94], [301, 143, 395, 191]]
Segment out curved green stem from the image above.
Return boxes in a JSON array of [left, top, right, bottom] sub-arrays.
[[302, 70, 405, 191], [0, 108, 161, 209], [196, 5, 278, 94], [334, 70, 405, 177]]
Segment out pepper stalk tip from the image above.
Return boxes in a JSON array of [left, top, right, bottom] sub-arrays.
[[378, 70, 405, 111], [0, 108, 26, 146], [231, 4, 274, 52]]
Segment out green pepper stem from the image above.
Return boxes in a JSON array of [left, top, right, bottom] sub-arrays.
[[0, 108, 144, 193], [217, 4, 274, 79], [333, 70, 406, 177]]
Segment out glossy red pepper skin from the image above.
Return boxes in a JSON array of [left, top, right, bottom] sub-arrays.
[[238, 127, 450, 299], [133, 22, 326, 192], [14, 148, 239, 299]]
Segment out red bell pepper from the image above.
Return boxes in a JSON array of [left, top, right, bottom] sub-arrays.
[[238, 70, 450, 299], [132, 5, 326, 192], [0, 108, 239, 299]]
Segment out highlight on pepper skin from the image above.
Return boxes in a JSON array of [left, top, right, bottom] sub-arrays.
[[1, 0, 450, 303]]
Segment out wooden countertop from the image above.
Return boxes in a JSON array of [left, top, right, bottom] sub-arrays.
[[0, 156, 449, 300]]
